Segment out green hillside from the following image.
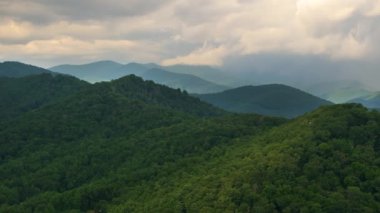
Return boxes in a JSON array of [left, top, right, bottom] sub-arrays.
[[0, 74, 88, 122], [0, 61, 52, 77], [108, 104, 380, 212], [196, 84, 333, 118], [0, 72, 379, 212]]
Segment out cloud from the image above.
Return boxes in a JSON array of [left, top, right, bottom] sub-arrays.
[[161, 44, 229, 66], [160, 0, 380, 65], [0, 0, 173, 23], [0, 37, 163, 67], [0, 19, 108, 44], [0, 0, 379, 67]]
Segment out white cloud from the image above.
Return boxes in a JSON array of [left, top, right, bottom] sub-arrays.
[[0, 20, 31, 42], [161, 44, 228, 66], [0, 0, 379, 66], [0, 37, 163, 67]]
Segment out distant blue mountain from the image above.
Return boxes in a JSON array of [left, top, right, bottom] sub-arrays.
[[49, 60, 124, 82], [50, 61, 229, 93], [347, 92, 380, 109], [306, 80, 374, 103]]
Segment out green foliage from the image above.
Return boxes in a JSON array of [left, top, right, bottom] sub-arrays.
[[1, 70, 379, 213], [0, 74, 88, 122]]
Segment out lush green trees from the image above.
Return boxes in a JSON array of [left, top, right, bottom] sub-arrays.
[[0, 74, 88, 122], [0, 73, 379, 212]]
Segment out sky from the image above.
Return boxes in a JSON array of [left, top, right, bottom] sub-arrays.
[[0, 0, 380, 84]]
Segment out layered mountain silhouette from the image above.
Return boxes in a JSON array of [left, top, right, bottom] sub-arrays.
[[0, 61, 53, 77], [50, 61, 229, 93], [196, 84, 332, 118], [1, 69, 379, 212]]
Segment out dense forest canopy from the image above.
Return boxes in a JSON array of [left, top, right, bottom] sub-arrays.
[[0, 74, 88, 122], [0, 72, 379, 212]]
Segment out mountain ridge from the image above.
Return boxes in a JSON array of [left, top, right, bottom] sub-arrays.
[[0, 61, 53, 77], [50, 61, 229, 93], [196, 84, 333, 118]]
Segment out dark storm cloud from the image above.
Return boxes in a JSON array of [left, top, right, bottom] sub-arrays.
[[222, 53, 380, 91], [0, 0, 172, 23]]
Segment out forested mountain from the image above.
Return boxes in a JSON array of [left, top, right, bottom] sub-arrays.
[[1, 78, 379, 212], [0, 74, 88, 122], [0, 67, 379, 213], [348, 92, 380, 109], [0, 61, 52, 77], [196, 84, 332, 118], [0, 74, 230, 212], [107, 104, 380, 212], [50, 61, 229, 93]]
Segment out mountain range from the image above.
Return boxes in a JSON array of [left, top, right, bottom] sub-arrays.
[[50, 61, 229, 94], [1, 61, 336, 118], [0, 69, 379, 212], [49, 60, 380, 105]]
